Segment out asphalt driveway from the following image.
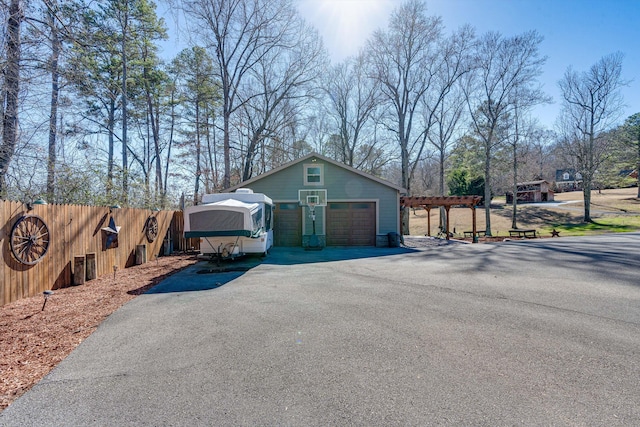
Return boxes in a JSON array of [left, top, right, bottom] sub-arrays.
[[2, 233, 640, 426]]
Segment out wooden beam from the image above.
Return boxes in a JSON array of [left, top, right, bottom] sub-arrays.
[[400, 195, 482, 208]]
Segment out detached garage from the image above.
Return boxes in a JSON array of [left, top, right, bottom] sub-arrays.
[[226, 153, 405, 247]]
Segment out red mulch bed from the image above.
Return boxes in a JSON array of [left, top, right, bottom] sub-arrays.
[[0, 254, 198, 411]]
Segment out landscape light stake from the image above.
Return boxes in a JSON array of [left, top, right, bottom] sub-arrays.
[[113, 265, 118, 280], [42, 290, 54, 311]]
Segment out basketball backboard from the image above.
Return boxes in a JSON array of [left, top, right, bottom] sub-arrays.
[[298, 189, 327, 209]]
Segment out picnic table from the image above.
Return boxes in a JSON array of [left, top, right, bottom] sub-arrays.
[[509, 229, 537, 238]]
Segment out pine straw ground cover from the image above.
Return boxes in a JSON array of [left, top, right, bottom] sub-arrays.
[[0, 254, 198, 411]]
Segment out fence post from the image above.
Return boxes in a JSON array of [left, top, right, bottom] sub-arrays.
[[135, 245, 147, 265], [85, 253, 97, 281], [73, 256, 86, 286]]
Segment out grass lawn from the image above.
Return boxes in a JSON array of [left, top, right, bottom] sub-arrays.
[[408, 187, 640, 238]]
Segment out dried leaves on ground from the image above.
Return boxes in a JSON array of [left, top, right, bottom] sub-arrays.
[[0, 254, 197, 411]]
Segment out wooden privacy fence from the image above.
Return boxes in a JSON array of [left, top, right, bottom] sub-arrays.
[[0, 200, 191, 306]]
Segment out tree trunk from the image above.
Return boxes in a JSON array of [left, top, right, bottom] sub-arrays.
[[511, 143, 518, 229], [46, 3, 61, 202], [194, 99, 201, 205], [107, 100, 115, 199], [243, 123, 266, 182], [162, 88, 177, 209], [484, 144, 492, 236], [242, 137, 257, 182], [222, 76, 231, 189], [400, 128, 410, 235], [637, 131, 640, 198], [223, 113, 231, 189], [583, 133, 595, 222], [121, 37, 129, 204], [439, 148, 446, 229], [205, 112, 217, 192], [583, 181, 592, 222], [401, 146, 410, 236], [145, 69, 162, 203], [213, 120, 219, 190], [203, 113, 212, 193], [0, 0, 23, 196]]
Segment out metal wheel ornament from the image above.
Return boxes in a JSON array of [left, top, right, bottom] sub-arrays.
[[145, 216, 159, 242], [10, 215, 50, 265]]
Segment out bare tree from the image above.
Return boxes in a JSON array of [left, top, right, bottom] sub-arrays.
[[507, 109, 544, 229], [430, 26, 475, 191], [183, 0, 300, 189], [323, 52, 382, 169], [366, 0, 445, 233], [240, 14, 325, 181], [428, 83, 466, 198], [526, 129, 556, 181], [558, 52, 627, 221], [465, 30, 546, 235], [417, 26, 473, 230]]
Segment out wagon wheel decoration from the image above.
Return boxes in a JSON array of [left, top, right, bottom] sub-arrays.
[[10, 215, 50, 265], [145, 216, 159, 242]]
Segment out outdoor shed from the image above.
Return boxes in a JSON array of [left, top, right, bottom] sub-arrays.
[[226, 153, 405, 247], [506, 180, 555, 203]]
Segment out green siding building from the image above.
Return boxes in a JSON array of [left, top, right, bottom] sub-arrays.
[[226, 153, 405, 247]]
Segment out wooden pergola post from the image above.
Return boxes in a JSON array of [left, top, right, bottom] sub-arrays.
[[445, 206, 451, 240], [424, 206, 432, 236], [471, 205, 478, 243]]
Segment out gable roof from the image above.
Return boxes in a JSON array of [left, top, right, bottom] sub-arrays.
[[225, 152, 407, 193]]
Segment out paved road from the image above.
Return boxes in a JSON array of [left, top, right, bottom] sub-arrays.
[[2, 234, 640, 426]]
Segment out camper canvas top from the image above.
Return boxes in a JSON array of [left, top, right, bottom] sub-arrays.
[[202, 188, 272, 205], [184, 199, 263, 238]]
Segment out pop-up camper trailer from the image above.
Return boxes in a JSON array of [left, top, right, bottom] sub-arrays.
[[184, 189, 273, 258]]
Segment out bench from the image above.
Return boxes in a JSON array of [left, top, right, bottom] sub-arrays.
[[509, 229, 537, 238], [463, 230, 486, 238]]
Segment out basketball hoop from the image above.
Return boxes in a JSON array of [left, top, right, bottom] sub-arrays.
[[308, 201, 316, 213], [298, 189, 326, 250]]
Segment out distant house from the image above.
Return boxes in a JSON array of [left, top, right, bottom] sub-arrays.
[[555, 169, 583, 191], [225, 152, 406, 247], [505, 180, 555, 203]]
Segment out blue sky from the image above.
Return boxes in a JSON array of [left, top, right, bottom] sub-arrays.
[[296, 0, 640, 130]]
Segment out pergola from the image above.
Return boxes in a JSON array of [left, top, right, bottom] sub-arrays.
[[400, 196, 483, 242]]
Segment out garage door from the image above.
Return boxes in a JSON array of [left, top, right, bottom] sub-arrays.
[[326, 202, 376, 246], [274, 203, 302, 246]]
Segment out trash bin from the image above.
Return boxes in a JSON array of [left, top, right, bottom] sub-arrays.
[[387, 232, 400, 248]]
